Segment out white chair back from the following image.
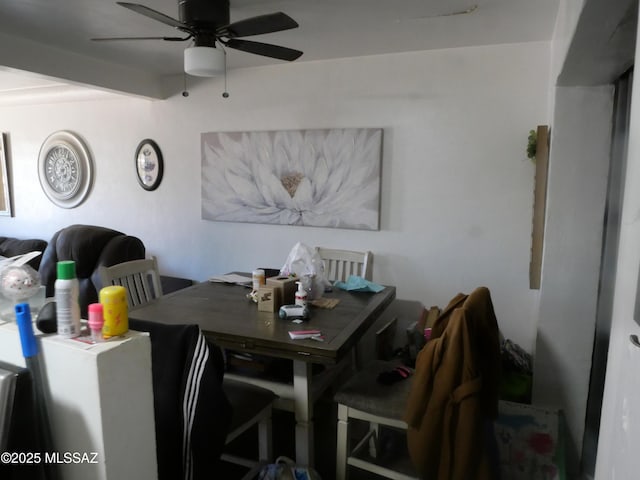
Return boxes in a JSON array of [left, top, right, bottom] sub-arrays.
[[99, 256, 163, 310], [315, 247, 373, 282]]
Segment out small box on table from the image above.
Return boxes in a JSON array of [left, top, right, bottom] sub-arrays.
[[266, 276, 298, 306], [258, 286, 278, 312]]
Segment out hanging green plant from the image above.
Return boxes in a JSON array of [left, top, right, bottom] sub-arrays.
[[527, 129, 537, 162]]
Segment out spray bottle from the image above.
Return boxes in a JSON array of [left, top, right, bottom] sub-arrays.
[[55, 260, 81, 338]]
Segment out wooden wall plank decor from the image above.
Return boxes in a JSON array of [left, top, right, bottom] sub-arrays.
[[530, 125, 550, 289]]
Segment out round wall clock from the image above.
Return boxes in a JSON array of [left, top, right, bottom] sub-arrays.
[[135, 139, 163, 191], [38, 131, 93, 208]]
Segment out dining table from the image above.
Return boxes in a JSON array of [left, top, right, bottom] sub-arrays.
[[128, 277, 396, 466]]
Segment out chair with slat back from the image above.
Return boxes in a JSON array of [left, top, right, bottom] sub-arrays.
[[113, 260, 278, 478], [334, 316, 419, 480], [336, 288, 502, 480], [221, 379, 277, 479], [315, 247, 373, 282], [316, 247, 373, 370], [99, 256, 163, 310]]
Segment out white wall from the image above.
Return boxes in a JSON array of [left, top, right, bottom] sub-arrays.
[[595, 40, 640, 479], [0, 42, 550, 351], [550, 0, 586, 83], [537, 0, 638, 476], [533, 85, 613, 475]]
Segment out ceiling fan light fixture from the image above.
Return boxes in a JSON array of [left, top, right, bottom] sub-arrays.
[[184, 46, 225, 77]]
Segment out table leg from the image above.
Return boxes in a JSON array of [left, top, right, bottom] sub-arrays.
[[293, 360, 314, 466]]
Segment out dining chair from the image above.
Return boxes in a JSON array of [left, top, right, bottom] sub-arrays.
[[336, 288, 502, 479], [128, 318, 279, 480], [315, 247, 373, 371], [98, 256, 163, 310], [334, 316, 419, 480], [221, 379, 278, 480], [315, 247, 373, 282], [405, 287, 501, 479], [102, 261, 279, 477]]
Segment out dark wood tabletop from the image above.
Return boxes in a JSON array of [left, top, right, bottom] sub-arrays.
[[129, 280, 396, 365]]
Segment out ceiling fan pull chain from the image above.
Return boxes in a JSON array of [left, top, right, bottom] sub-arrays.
[[221, 46, 229, 98], [182, 72, 189, 97]]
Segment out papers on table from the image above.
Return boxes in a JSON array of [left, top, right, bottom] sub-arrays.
[[208, 273, 252, 287], [288, 330, 323, 340]]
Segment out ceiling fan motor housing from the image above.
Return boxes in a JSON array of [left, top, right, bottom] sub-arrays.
[[179, 0, 229, 29]]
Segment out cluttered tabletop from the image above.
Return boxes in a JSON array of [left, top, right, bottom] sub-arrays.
[[129, 271, 395, 364]]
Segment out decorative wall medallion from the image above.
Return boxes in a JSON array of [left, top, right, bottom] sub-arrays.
[[135, 139, 163, 191], [38, 130, 93, 208]]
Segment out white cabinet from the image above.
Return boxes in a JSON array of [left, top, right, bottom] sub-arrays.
[[0, 321, 157, 480]]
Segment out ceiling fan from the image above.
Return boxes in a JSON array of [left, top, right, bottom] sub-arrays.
[[92, 1, 303, 76]]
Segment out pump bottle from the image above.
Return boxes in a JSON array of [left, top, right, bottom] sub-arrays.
[[295, 281, 308, 308]]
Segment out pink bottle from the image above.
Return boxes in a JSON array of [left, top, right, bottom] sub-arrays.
[[88, 303, 104, 343]]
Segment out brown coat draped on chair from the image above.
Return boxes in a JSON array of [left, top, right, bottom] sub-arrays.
[[404, 286, 501, 480]]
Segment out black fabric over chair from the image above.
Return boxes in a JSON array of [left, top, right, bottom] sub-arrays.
[[0, 236, 48, 270], [38, 224, 145, 318], [130, 319, 232, 480]]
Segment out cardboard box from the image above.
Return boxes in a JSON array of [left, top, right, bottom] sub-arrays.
[[258, 286, 278, 312], [266, 276, 298, 306]]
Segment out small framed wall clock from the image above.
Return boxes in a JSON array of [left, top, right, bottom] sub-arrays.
[[135, 139, 163, 191], [38, 130, 94, 209]]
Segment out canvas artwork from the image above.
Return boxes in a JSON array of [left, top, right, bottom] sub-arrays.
[[201, 128, 382, 230]]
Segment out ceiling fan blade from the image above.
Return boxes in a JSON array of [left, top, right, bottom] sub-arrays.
[[218, 12, 298, 38], [91, 36, 190, 42], [224, 38, 302, 61], [117, 2, 185, 29]]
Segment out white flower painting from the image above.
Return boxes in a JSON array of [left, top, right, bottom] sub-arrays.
[[201, 128, 382, 230]]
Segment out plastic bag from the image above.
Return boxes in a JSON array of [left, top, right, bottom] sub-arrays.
[[280, 242, 329, 300], [258, 456, 322, 480]]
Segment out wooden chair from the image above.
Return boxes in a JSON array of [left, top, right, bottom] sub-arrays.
[[221, 379, 277, 479], [316, 247, 373, 370], [334, 317, 419, 480], [315, 247, 373, 282], [106, 260, 278, 478], [99, 256, 163, 310]]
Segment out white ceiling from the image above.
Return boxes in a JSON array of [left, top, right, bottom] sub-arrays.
[[0, 0, 559, 98]]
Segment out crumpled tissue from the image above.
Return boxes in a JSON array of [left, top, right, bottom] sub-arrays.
[[334, 275, 384, 293]]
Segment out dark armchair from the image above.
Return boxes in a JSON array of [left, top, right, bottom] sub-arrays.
[[39, 225, 145, 318]]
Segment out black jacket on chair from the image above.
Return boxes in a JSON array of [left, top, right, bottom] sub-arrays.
[[130, 319, 232, 480]]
